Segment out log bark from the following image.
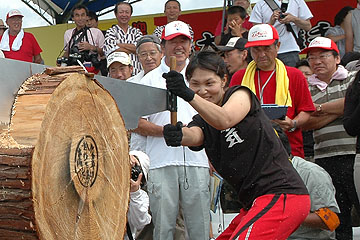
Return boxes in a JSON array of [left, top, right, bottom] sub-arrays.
[[0, 71, 130, 239]]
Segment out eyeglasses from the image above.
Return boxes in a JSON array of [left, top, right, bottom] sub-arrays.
[[307, 54, 333, 62], [139, 50, 159, 59]]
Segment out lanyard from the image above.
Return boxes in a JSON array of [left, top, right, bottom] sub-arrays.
[[257, 70, 276, 104]]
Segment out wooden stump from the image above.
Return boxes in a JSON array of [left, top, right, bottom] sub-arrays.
[[0, 70, 130, 239]]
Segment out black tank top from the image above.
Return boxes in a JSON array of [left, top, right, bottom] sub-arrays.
[[188, 86, 308, 209]]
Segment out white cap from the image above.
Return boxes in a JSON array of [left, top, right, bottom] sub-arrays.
[[300, 36, 339, 54], [6, 9, 24, 21], [245, 24, 279, 48], [161, 20, 191, 40], [107, 51, 131, 68], [129, 150, 150, 181]]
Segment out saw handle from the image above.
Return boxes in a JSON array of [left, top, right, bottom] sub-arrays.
[[169, 56, 177, 125]]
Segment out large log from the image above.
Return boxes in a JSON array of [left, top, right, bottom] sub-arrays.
[[0, 71, 130, 239]]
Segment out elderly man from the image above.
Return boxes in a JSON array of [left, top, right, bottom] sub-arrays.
[[301, 37, 359, 240], [127, 35, 162, 85], [107, 51, 133, 80], [103, 2, 143, 74], [250, 0, 312, 67], [230, 24, 315, 158], [137, 21, 210, 240], [0, 9, 42, 63], [218, 37, 248, 80]]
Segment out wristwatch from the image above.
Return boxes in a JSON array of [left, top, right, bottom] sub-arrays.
[[288, 120, 297, 132], [316, 104, 322, 113]]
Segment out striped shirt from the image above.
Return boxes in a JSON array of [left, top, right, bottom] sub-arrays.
[[309, 70, 357, 159], [103, 25, 143, 74]]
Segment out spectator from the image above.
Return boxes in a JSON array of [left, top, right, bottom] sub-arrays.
[[0, 9, 42, 63], [295, 59, 314, 162], [62, 5, 104, 74], [343, 71, 360, 206], [153, 0, 194, 41], [214, 0, 253, 40], [103, 2, 143, 74], [217, 37, 248, 80], [128, 35, 162, 153], [273, 125, 340, 240], [341, 51, 360, 71], [230, 24, 315, 158], [127, 35, 162, 85], [250, 0, 312, 67], [86, 11, 99, 29], [127, 150, 152, 240], [0, 19, 7, 36], [344, 0, 360, 53], [325, 6, 354, 58], [162, 50, 310, 239], [215, 6, 248, 46], [301, 36, 359, 240], [137, 21, 210, 240], [107, 51, 133, 80]]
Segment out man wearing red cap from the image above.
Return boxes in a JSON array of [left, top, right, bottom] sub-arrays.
[[301, 36, 359, 240], [135, 20, 210, 240], [230, 24, 315, 159], [0, 9, 42, 63]]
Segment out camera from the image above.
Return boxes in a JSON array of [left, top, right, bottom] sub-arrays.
[[131, 164, 143, 181], [279, 12, 286, 19]]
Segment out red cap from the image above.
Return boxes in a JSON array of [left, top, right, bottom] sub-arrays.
[[300, 37, 339, 55], [6, 9, 24, 21], [161, 21, 191, 40], [245, 24, 279, 48]]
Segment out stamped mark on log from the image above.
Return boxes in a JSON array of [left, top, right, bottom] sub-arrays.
[[74, 135, 98, 187]]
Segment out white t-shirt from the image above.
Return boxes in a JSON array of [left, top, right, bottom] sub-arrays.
[[250, 0, 313, 54], [138, 57, 209, 170]]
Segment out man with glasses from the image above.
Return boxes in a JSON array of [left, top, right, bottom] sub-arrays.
[[302, 36, 359, 240], [230, 24, 315, 158], [0, 9, 42, 63], [127, 35, 162, 85]]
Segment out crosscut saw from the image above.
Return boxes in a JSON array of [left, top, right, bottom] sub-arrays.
[[0, 58, 168, 130]]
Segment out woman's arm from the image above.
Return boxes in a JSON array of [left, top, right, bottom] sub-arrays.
[[189, 89, 251, 130]]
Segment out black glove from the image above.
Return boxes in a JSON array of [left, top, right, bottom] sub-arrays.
[[162, 70, 195, 102], [163, 121, 183, 147]]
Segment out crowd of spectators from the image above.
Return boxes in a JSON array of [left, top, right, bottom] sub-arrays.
[[1, 0, 360, 239]]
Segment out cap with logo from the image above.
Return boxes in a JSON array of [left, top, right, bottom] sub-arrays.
[[6, 9, 24, 21], [245, 24, 279, 48], [300, 36, 339, 55], [136, 35, 161, 49], [107, 52, 132, 68], [217, 37, 248, 52], [161, 20, 191, 40]]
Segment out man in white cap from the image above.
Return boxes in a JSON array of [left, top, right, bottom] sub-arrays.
[[107, 51, 133, 80], [230, 24, 315, 159], [301, 36, 359, 240], [250, 0, 312, 67], [0, 9, 42, 63], [136, 20, 210, 240]]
